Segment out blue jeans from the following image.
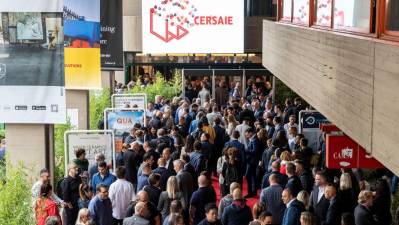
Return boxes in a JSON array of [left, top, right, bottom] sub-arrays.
[[392, 175, 398, 194]]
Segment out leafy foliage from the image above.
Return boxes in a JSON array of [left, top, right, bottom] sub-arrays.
[[0, 160, 35, 225], [275, 77, 298, 106], [128, 71, 182, 102], [90, 88, 111, 130], [54, 120, 72, 184]]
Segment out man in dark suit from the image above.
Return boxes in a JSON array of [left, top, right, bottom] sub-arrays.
[[152, 158, 173, 191], [272, 116, 285, 142], [244, 127, 262, 198], [123, 143, 139, 187], [322, 184, 341, 225], [284, 162, 303, 197], [309, 171, 330, 224], [174, 159, 194, 204]]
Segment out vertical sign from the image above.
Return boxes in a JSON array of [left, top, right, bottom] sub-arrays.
[[104, 109, 145, 152], [0, 0, 66, 123], [100, 0, 123, 69], [64, 0, 101, 89], [299, 110, 328, 152]]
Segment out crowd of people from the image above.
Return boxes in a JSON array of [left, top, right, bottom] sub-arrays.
[[32, 76, 397, 225]]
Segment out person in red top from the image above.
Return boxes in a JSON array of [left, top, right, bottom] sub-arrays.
[[35, 183, 61, 225]]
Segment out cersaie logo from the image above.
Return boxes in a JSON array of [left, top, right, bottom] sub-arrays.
[[150, 0, 234, 43]]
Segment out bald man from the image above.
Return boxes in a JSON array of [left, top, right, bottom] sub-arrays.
[[190, 175, 217, 225], [261, 160, 288, 189], [322, 185, 341, 225], [221, 188, 252, 225], [125, 191, 161, 225]]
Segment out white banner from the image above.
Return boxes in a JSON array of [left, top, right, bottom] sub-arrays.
[[142, 0, 244, 53], [65, 130, 115, 173], [111, 94, 147, 110], [0, 4, 66, 124], [0, 0, 63, 12]]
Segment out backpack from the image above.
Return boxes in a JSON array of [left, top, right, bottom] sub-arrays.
[[223, 162, 239, 186]]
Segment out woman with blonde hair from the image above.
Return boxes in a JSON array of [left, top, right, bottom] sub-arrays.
[[300, 211, 316, 225], [279, 150, 293, 175], [158, 176, 186, 220], [339, 173, 356, 214], [354, 190, 377, 225], [226, 114, 239, 138], [297, 190, 310, 211], [75, 208, 92, 225]]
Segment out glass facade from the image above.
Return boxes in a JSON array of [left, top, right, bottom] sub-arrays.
[[334, 0, 370, 30], [293, 0, 310, 24], [315, 0, 332, 26]]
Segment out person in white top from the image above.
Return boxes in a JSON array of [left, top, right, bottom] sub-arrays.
[[284, 115, 298, 138], [31, 168, 63, 207], [235, 119, 251, 148], [109, 166, 136, 225]]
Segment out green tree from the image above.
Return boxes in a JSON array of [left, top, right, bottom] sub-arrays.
[[90, 88, 111, 130], [129, 71, 182, 102], [0, 161, 35, 225], [54, 120, 72, 184]]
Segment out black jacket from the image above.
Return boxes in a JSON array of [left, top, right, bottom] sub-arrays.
[[61, 175, 82, 207], [285, 175, 303, 197], [298, 170, 314, 194], [354, 204, 377, 225], [123, 150, 138, 184], [321, 197, 341, 225], [221, 199, 252, 225], [309, 185, 330, 224]]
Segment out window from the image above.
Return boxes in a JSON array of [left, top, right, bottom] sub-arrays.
[[333, 0, 371, 32], [282, 0, 292, 21], [293, 0, 310, 24], [385, 0, 399, 32], [314, 0, 332, 26]]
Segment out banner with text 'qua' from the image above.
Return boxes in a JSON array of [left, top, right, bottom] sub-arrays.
[[0, 0, 66, 123], [64, 0, 101, 89], [100, 0, 123, 70]]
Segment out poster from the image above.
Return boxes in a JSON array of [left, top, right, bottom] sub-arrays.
[[111, 94, 147, 110], [104, 109, 145, 152], [0, 1, 66, 124], [142, 0, 244, 53], [100, 0, 123, 69], [299, 110, 328, 152], [64, 130, 115, 173], [64, 0, 101, 89]]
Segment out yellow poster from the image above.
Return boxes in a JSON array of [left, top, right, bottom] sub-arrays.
[[65, 48, 101, 89], [64, 0, 101, 89]]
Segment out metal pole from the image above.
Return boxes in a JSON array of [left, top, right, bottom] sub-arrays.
[[182, 69, 185, 98], [272, 75, 276, 104], [212, 69, 216, 98], [242, 69, 246, 96]]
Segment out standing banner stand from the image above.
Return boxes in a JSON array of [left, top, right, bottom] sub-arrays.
[[64, 130, 115, 174], [104, 108, 146, 152], [298, 110, 329, 152]]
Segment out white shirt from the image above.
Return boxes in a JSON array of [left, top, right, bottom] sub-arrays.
[[31, 180, 62, 207], [235, 123, 250, 148], [317, 186, 326, 203], [109, 179, 136, 220]]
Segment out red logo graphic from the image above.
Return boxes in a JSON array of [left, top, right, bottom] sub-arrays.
[[150, 0, 197, 43]]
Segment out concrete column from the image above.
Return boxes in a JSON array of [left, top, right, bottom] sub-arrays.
[[5, 124, 54, 182], [66, 90, 90, 130]]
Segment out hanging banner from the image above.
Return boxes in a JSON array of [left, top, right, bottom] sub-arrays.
[[142, 0, 244, 53], [104, 109, 145, 152], [0, 1, 66, 123], [111, 93, 147, 110], [326, 134, 384, 169], [299, 110, 329, 152], [100, 0, 123, 70], [64, 130, 115, 173], [64, 0, 101, 89]]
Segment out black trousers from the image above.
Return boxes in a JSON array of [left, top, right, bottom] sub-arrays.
[[113, 218, 123, 225], [65, 207, 79, 225]]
